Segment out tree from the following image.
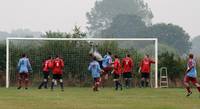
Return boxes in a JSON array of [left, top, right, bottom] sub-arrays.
[[140, 23, 191, 55], [158, 52, 186, 86], [86, 0, 153, 36], [191, 35, 200, 56], [43, 25, 86, 38], [101, 14, 147, 37]]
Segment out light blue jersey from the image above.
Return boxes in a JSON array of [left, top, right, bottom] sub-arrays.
[[17, 57, 32, 73], [88, 61, 101, 78], [186, 59, 197, 78], [102, 55, 112, 68]]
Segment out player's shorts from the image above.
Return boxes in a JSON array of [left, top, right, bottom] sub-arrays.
[[19, 73, 29, 80], [43, 71, 50, 79], [53, 74, 63, 80], [113, 73, 120, 79], [141, 73, 150, 79], [98, 61, 103, 69], [93, 77, 101, 85], [184, 76, 198, 84], [102, 66, 113, 75], [93, 77, 100, 84], [123, 72, 132, 79]]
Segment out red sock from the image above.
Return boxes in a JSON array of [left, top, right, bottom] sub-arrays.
[[197, 87, 200, 92], [186, 87, 191, 93]]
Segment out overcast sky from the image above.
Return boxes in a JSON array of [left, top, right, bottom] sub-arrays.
[[0, 0, 199, 38]]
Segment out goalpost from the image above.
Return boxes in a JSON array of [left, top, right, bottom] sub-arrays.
[[6, 37, 158, 88]]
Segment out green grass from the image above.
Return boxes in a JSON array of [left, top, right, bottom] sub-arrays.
[[0, 87, 199, 109]]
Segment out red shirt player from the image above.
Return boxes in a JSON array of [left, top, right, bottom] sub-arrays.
[[122, 54, 133, 88], [113, 55, 122, 90], [51, 55, 64, 91], [38, 57, 53, 89], [139, 54, 155, 87]]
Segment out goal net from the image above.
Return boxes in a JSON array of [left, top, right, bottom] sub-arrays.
[[6, 38, 158, 88]]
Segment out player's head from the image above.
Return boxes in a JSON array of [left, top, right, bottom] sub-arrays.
[[107, 51, 112, 56], [145, 54, 149, 58], [189, 53, 194, 59], [114, 55, 119, 59], [93, 56, 97, 61], [55, 55, 59, 58], [22, 53, 26, 58], [126, 54, 130, 57], [48, 56, 52, 59]]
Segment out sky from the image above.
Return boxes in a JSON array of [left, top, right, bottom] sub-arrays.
[[0, 0, 199, 38], [145, 0, 200, 38]]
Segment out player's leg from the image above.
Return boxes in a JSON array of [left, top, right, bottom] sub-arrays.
[[123, 73, 128, 88], [24, 73, 29, 89], [184, 76, 192, 96], [38, 72, 46, 89], [94, 78, 100, 91], [125, 72, 132, 88], [113, 73, 118, 90], [141, 73, 145, 88], [96, 78, 100, 91], [44, 72, 49, 89], [114, 74, 122, 90], [51, 74, 56, 90], [58, 74, 64, 91], [101, 67, 112, 88], [114, 80, 118, 90], [145, 73, 150, 87], [191, 78, 200, 93], [118, 76, 123, 90], [17, 73, 22, 89], [93, 78, 96, 91]]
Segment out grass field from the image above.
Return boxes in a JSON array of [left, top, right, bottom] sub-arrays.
[[0, 87, 199, 109]]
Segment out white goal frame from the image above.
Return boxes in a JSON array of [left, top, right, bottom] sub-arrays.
[[6, 37, 158, 88]]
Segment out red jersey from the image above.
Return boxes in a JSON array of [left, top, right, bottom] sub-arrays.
[[122, 57, 133, 73], [43, 59, 53, 72], [140, 58, 155, 73], [113, 58, 122, 75], [52, 58, 64, 74]]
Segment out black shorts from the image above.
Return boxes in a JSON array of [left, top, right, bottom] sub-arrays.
[[123, 72, 132, 79], [43, 71, 50, 79], [93, 77, 100, 83], [113, 73, 120, 79], [19, 73, 29, 80], [53, 74, 63, 80], [98, 61, 103, 69], [141, 73, 150, 79]]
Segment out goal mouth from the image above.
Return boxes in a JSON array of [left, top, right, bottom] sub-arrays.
[[6, 37, 158, 88]]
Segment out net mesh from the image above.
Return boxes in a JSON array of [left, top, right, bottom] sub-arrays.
[[8, 39, 156, 87]]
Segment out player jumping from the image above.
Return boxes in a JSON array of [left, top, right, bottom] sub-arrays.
[[139, 54, 155, 88], [88, 57, 103, 92], [17, 53, 32, 89], [184, 54, 200, 97], [101, 51, 113, 87], [38, 57, 53, 89], [122, 54, 133, 88], [51, 55, 64, 91], [113, 55, 123, 91]]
